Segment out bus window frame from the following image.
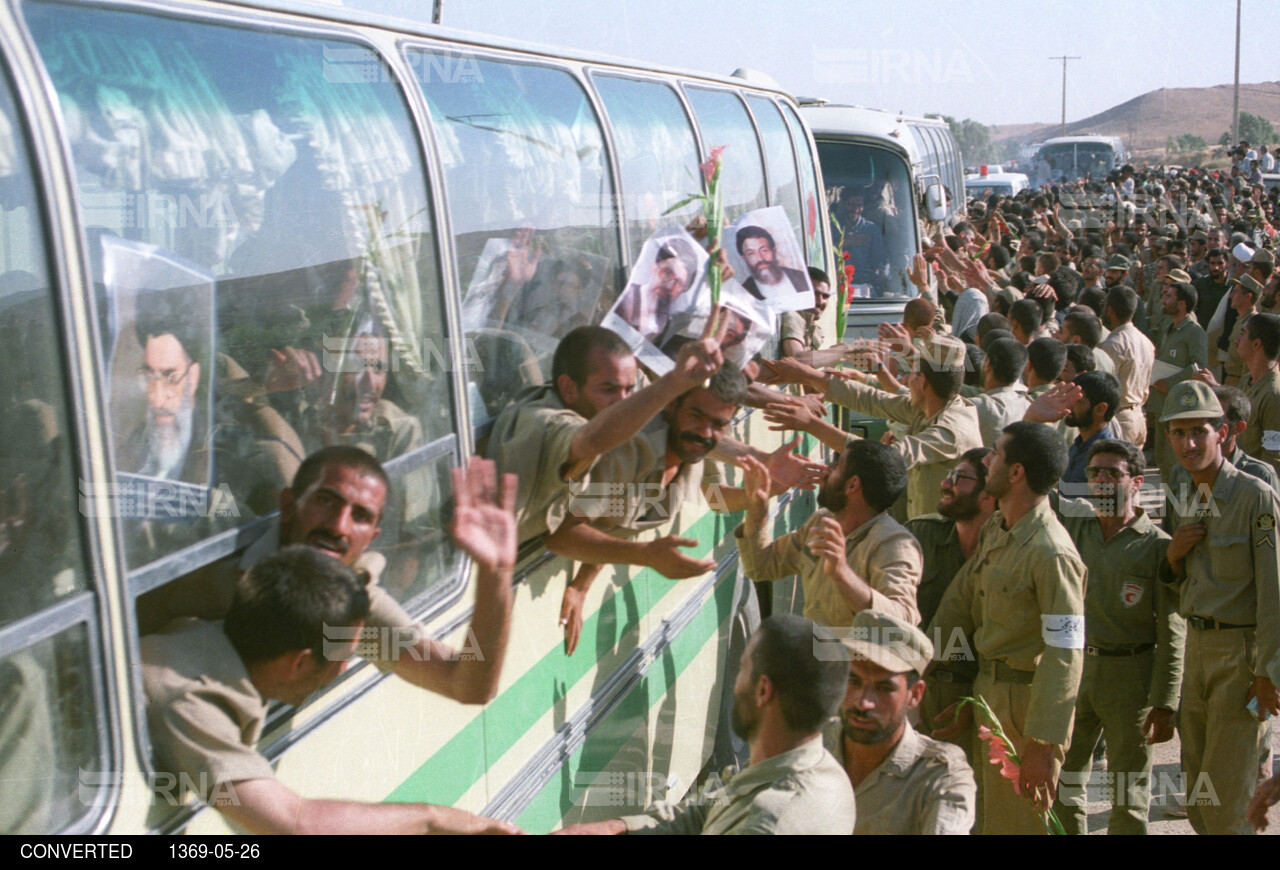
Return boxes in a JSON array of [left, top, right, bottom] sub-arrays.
[[584, 67, 702, 271], [20, 1, 476, 818], [0, 10, 121, 832], [402, 42, 629, 446], [679, 82, 771, 220]]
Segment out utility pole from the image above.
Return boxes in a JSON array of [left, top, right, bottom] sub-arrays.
[[1231, 0, 1241, 146], [433, 0, 443, 25], [1050, 55, 1080, 139]]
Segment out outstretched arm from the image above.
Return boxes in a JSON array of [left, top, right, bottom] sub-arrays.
[[220, 778, 521, 835], [394, 457, 515, 704]]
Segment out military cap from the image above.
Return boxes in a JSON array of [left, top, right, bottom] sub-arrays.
[[839, 610, 934, 675], [1253, 249, 1275, 266], [1163, 268, 1193, 285], [1231, 274, 1264, 297], [1160, 380, 1225, 423], [1105, 255, 1131, 271]]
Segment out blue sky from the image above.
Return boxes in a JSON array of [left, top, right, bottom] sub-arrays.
[[339, 0, 1275, 126]]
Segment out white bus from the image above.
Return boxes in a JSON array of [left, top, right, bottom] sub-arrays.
[[1032, 135, 1128, 185], [798, 102, 963, 338], [0, 0, 833, 834]]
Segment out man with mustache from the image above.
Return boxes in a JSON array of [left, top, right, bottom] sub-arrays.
[[821, 609, 975, 835], [735, 440, 923, 628], [239, 447, 516, 703], [546, 367, 752, 579]]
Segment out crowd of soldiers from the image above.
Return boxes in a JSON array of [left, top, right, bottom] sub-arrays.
[[134, 148, 1280, 835]]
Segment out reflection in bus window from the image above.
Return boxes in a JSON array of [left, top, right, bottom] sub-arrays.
[[683, 87, 768, 223], [0, 56, 100, 832], [745, 96, 802, 240], [817, 142, 917, 299], [779, 102, 825, 267], [411, 51, 622, 424], [591, 75, 701, 264], [26, 3, 454, 600]]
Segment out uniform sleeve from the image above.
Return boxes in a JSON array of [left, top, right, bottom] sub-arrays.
[[620, 790, 710, 835], [1241, 387, 1280, 476], [1149, 536, 1185, 711], [893, 415, 969, 470], [918, 753, 977, 835], [1026, 553, 1086, 746], [735, 519, 807, 584], [825, 377, 920, 426], [486, 403, 593, 541], [147, 693, 275, 804], [1251, 487, 1280, 676], [865, 533, 924, 626]]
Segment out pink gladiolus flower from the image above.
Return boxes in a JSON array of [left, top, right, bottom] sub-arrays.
[[701, 145, 727, 185]]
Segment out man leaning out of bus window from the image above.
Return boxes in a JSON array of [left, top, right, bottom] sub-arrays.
[[548, 365, 819, 654], [140, 470, 521, 834]]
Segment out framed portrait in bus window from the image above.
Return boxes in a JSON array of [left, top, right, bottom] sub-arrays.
[[601, 227, 709, 374], [724, 206, 814, 313], [100, 235, 216, 523]]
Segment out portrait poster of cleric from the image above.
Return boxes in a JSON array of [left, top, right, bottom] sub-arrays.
[[102, 235, 216, 521], [601, 227, 709, 375], [724, 206, 814, 313]]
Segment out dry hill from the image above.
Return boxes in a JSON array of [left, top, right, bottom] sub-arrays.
[[990, 81, 1280, 160]]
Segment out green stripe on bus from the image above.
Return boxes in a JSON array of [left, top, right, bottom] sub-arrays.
[[512, 569, 738, 832], [384, 508, 744, 806]]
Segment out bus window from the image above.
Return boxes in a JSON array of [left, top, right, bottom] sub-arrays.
[[682, 87, 767, 223], [744, 96, 802, 239], [0, 57, 103, 832], [26, 4, 457, 606], [410, 51, 622, 425], [817, 142, 916, 300], [590, 75, 701, 265], [779, 102, 825, 268]]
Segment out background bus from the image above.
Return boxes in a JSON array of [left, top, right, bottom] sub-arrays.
[[965, 169, 1030, 199], [798, 102, 964, 340], [0, 0, 832, 834], [1032, 135, 1128, 185]]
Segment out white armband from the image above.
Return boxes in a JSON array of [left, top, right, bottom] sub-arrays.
[[1041, 614, 1084, 649]]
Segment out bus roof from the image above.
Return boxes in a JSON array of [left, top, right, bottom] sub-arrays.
[[222, 0, 797, 97]]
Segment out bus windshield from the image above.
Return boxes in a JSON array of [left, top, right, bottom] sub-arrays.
[[816, 141, 917, 300], [1038, 142, 1117, 182]]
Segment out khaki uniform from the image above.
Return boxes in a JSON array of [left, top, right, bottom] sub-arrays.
[[1150, 316, 1209, 474], [1160, 460, 1280, 834], [141, 619, 274, 803], [736, 509, 922, 628], [1051, 497, 1180, 835], [620, 739, 855, 834], [928, 501, 1086, 835], [1099, 323, 1156, 448], [778, 309, 825, 354], [1224, 311, 1254, 384], [970, 385, 1031, 449], [906, 514, 978, 766], [1241, 367, 1280, 482], [565, 417, 722, 532], [822, 719, 976, 835], [485, 385, 593, 543], [826, 378, 983, 519]]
